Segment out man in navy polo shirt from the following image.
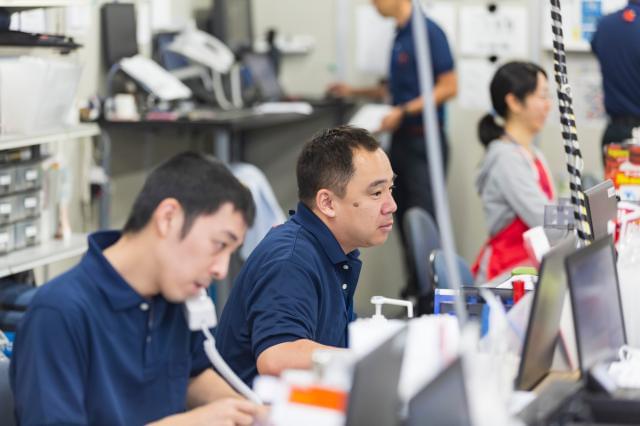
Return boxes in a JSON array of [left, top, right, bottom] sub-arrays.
[[10, 153, 262, 425], [592, 0, 640, 158], [216, 126, 397, 386], [328, 0, 456, 300]]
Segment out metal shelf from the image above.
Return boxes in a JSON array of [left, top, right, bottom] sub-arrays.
[[0, 232, 87, 278], [0, 123, 100, 151]]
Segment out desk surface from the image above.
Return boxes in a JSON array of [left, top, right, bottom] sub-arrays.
[[99, 100, 353, 133]]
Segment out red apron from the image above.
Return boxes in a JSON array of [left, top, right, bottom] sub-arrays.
[[472, 156, 554, 281]]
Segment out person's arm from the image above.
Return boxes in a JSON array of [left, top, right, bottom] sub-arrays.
[[326, 81, 388, 100], [257, 339, 338, 376], [186, 368, 242, 408], [148, 398, 258, 426], [379, 70, 458, 132], [248, 260, 328, 377]]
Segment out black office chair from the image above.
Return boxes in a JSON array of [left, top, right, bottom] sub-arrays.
[[429, 249, 475, 290], [403, 207, 441, 314]]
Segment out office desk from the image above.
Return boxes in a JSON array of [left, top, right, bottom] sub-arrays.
[[98, 100, 353, 228]]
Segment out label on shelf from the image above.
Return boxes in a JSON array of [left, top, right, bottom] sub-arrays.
[[0, 232, 8, 244], [23, 197, 37, 209], [25, 169, 38, 181], [0, 203, 11, 215], [0, 175, 10, 186], [25, 225, 37, 237]]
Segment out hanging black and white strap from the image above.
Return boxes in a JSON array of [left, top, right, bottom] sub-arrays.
[[549, 0, 592, 245]]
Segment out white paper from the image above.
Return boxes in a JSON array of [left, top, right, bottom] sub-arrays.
[[349, 104, 394, 133], [10, 9, 47, 33], [254, 102, 313, 115], [459, 5, 528, 57], [65, 5, 90, 36], [457, 58, 498, 111], [355, 4, 395, 76], [137, 1, 152, 46]]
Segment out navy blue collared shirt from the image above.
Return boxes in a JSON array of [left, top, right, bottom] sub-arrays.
[[389, 12, 454, 128], [216, 203, 362, 386], [10, 231, 210, 425], [592, 2, 640, 118]]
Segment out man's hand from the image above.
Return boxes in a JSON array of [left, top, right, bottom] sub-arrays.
[[326, 82, 353, 98], [149, 398, 261, 426], [379, 106, 404, 132]]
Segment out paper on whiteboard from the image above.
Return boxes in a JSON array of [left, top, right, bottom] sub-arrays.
[[458, 58, 498, 111], [349, 104, 393, 133], [355, 5, 395, 76], [459, 5, 528, 57]]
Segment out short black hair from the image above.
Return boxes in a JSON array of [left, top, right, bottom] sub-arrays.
[[297, 126, 380, 207], [123, 152, 255, 237]]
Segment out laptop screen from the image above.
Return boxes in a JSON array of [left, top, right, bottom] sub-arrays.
[[515, 235, 577, 391], [243, 53, 284, 102], [566, 237, 626, 371], [584, 180, 617, 241], [346, 326, 407, 426], [407, 358, 472, 426]]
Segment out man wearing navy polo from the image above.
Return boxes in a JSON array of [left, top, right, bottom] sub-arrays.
[[10, 153, 263, 425], [592, 0, 640, 157], [327, 0, 456, 299], [216, 126, 397, 386]]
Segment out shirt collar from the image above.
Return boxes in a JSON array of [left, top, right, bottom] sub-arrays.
[[80, 230, 148, 311], [292, 202, 360, 265], [396, 10, 413, 36]]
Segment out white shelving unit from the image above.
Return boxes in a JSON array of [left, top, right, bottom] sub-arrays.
[[0, 123, 99, 150], [0, 1, 96, 282], [0, 233, 86, 278], [0, 0, 86, 8]]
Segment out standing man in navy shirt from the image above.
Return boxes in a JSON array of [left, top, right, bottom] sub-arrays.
[[592, 0, 640, 157], [328, 0, 456, 299], [216, 126, 397, 386], [11, 153, 263, 425]]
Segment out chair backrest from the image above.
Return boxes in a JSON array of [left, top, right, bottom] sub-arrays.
[[0, 355, 15, 426], [403, 207, 441, 297], [429, 249, 474, 290]]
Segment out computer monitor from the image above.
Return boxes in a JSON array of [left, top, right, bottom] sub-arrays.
[[243, 52, 284, 102], [406, 358, 472, 426], [585, 179, 618, 241], [346, 326, 407, 426], [515, 235, 578, 391], [566, 237, 626, 372], [101, 3, 139, 68], [208, 0, 253, 53]]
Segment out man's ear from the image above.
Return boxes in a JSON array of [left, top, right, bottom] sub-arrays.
[[315, 189, 337, 218], [505, 93, 523, 115], [152, 198, 183, 238]]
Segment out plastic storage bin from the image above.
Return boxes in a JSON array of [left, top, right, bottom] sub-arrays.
[[0, 225, 13, 254], [13, 164, 41, 192], [13, 219, 40, 250], [0, 166, 13, 195]]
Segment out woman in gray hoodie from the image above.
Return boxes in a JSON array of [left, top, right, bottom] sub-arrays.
[[472, 61, 555, 283]]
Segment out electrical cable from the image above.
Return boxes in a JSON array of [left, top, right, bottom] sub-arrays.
[[548, 0, 593, 246]]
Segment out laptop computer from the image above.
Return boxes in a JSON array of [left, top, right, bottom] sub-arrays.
[[565, 236, 626, 374], [405, 357, 472, 426], [584, 180, 618, 241], [564, 236, 640, 422], [346, 326, 407, 426], [515, 235, 579, 392]]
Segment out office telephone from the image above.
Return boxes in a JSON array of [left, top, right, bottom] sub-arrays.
[[167, 24, 242, 109], [184, 289, 262, 404]]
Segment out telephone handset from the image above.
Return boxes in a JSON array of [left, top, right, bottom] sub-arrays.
[[168, 24, 234, 75], [184, 290, 262, 404]]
